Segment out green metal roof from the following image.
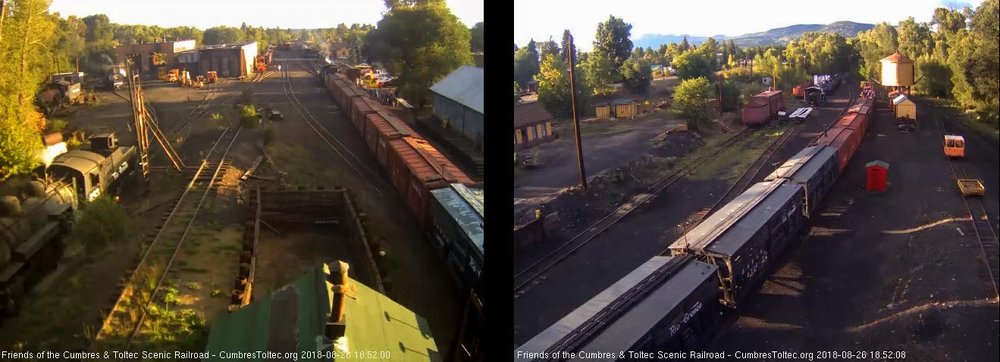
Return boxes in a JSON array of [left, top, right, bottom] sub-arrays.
[[204, 263, 440, 361]]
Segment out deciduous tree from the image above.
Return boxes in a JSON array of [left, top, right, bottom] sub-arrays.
[[367, 0, 472, 107]]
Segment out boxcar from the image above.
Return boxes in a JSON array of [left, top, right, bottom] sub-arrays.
[[752, 90, 785, 115], [515, 255, 720, 361], [349, 95, 378, 133], [670, 179, 805, 306], [385, 137, 475, 229], [428, 184, 484, 292], [815, 126, 861, 174], [365, 110, 414, 169], [765, 145, 837, 218], [741, 101, 771, 125]]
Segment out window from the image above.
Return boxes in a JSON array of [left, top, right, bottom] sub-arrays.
[[89, 172, 100, 189], [539, 124, 547, 137], [528, 126, 536, 141]]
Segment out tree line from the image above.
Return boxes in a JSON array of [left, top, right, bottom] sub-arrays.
[[516, 0, 998, 127]]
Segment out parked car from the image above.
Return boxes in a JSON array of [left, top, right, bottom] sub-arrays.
[[270, 108, 283, 120]]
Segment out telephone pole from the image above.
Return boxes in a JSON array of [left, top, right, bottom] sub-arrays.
[[567, 33, 587, 191]]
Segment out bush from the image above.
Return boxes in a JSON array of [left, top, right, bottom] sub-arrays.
[[73, 195, 133, 251], [48, 119, 69, 133], [239, 105, 259, 129]]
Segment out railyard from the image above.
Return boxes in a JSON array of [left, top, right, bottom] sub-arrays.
[[515, 80, 999, 359], [0, 48, 474, 358]]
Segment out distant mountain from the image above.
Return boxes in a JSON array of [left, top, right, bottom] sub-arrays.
[[731, 21, 874, 47], [630, 21, 874, 50], [632, 34, 727, 50]]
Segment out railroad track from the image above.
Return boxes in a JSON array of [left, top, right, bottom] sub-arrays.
[[703, 87, 858, 218], [92, 124, 242, 351], [513, 127, 754, 295], [932, 107, 999, 300], [702, 123, 803, 216], [168, 81, 228, 136], [280, 62, 386, 195]]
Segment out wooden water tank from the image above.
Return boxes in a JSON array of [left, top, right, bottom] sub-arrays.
[[880, 51, 914, 87]]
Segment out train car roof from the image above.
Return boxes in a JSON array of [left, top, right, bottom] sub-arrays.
[[669, 179, 785, 252], [430, 185, 484, 256], [49, 150, 105, 174], [765, 146, 836, 183], [515, 256, 675, 360], [574, 258, 717, 359], [705, 181, 803, 256]]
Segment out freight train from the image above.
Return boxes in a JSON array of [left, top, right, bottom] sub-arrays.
[[517, 82, 878, 360], [321, 67, 476, 230], [319, 66, 482, 290]]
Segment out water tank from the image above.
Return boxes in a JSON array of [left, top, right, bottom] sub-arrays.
[[880, 51, 914, 87]]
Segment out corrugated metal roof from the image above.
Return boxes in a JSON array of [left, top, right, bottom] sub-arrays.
[[892, 94, 913, 105], [577, 259, 717, 356], [516, 256, 671, 359], [610, 98, 635, 106], [204, 263, 439, 361], [430, 185, 484, 255], [429, 66, 483, 114]]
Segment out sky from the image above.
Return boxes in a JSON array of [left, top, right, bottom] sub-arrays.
[[515, 0, 984, 51], [49, 0, 483, 29]]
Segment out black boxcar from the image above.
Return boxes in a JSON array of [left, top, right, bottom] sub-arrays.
[[515, 255, 720, 361], [764, 145, 837, 218], [671, 179, 805, 306]]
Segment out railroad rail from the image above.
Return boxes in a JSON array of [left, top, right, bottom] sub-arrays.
[[703, 123, 803, 217], [704, 87, 857, 218], [168, 80, 229, 136], [932, 107, 999, 300], [280, 62, 386, 195], [513, 128, 754, 295], [92, 124, 242, 351]]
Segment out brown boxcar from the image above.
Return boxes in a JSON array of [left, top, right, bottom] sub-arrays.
[[752, 90, 785, 115], [350, 96, 379, 134], [741, 101, 771, 125], [365, 111, 414, 168], [815, 126, 861, 174], [385, 136, 475, 229]]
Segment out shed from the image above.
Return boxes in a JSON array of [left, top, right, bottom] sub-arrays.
[[429, 66, 484, 147], [866, 160, 889, 193], [892, 94, 915, 122], [611, 98, 638, 119], [880, 51, 915, 87], [204, 261, 440, 361], [513, 102, 554, 147], [594, 102, 611, 119]]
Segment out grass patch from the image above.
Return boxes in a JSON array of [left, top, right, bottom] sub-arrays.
[[687, 125, 786, 182]]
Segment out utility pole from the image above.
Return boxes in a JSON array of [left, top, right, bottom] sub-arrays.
[[567, 33, 587, 191]]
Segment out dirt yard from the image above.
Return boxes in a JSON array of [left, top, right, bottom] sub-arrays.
[[712, 97, 999, 360]]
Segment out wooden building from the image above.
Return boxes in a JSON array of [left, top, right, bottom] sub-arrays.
[[612, 98, 638, 119], [514, 102, 554, 149], [595, 98, 638, 119], [892, 94, 916, 122]]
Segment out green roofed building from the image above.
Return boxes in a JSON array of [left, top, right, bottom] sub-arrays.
[[204, 261, 440, 361]]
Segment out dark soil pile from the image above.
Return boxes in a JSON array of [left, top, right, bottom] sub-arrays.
[[514, 131, 705, 239]]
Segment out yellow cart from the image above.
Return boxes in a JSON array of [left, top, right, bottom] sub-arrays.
[[957, 179, 985, 197]]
